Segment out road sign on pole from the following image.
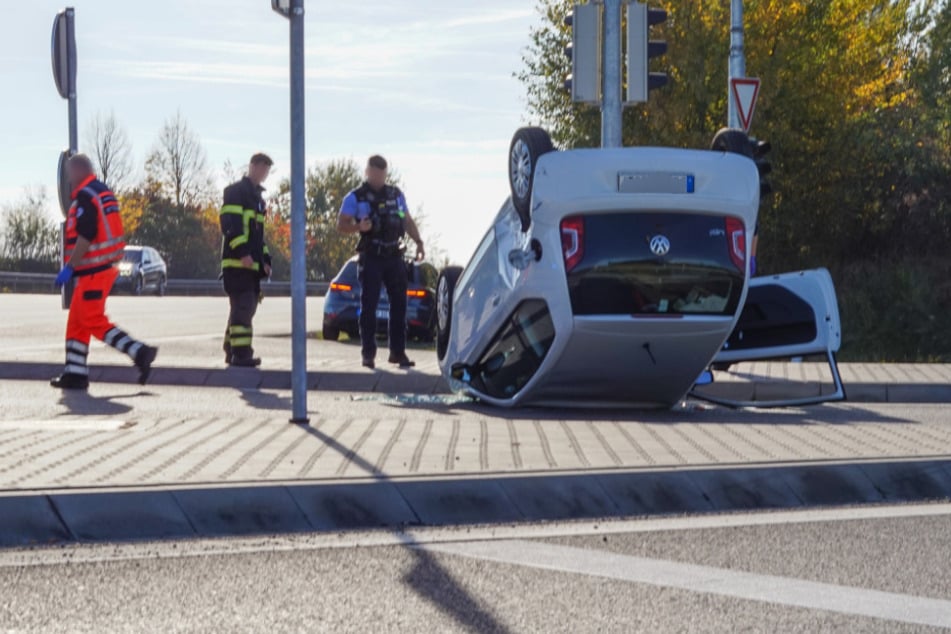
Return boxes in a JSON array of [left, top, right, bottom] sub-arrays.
[[730, 77, 760, 133]]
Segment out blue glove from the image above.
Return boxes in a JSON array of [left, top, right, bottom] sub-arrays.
[[55, 265, 74, 288], [750, 255, 757, 277]]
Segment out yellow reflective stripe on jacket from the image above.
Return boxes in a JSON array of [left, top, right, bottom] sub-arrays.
[[221, 258, 260, 271], [229, 235, 249, 249], [220, 204, 244, 216]]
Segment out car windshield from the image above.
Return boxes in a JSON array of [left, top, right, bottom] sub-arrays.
[[122, 250, 142, 263]]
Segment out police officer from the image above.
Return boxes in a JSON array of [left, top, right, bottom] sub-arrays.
[[220, 153, 273, 367], [337, 155, 425, 369], [51, 154, 158, 390]]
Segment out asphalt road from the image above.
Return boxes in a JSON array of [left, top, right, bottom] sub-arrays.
[[2, 504, 950, 633], [0, 293, 333, 367]]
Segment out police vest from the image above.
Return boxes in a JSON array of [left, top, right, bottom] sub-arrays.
[[354, 184, 406, 254], [65, 175, 126, 274]]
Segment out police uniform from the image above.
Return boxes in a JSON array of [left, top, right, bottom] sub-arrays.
[[340, 183, 410, 363], [219, 176, 272, 365], [52, 174, 157, 389]]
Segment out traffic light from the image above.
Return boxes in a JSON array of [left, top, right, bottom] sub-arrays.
[[750, 138, 772, 197], [564, 3, 601, 105], [626, 2, 668, 104]]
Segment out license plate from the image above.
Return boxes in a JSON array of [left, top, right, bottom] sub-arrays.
[[376, 309, 389, 320]]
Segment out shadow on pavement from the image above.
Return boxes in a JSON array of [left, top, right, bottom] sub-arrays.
[[299, 423, 511, 633], [57, 390, 153, 416], [239, 389, 292, 412]]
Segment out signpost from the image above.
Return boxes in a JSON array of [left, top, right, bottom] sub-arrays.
[[272, 0, 310, 425], [730, 77, 760, 133], [51, 7, 78, 310], [728, 0, 745, 130]]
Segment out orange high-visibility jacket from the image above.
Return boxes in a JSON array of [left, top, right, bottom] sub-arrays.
[[64, 174, 126, 276]]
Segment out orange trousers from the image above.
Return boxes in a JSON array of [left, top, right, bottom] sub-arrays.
[[66, 267, 119, 345]]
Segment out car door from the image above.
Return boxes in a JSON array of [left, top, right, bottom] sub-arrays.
[[692, 268, 845, 407]]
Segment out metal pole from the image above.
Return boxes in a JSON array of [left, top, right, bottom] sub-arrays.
[[728, 0, 746, 129], [601, 0, 623, 148], [66, 7, 78, 153], [289, 0, 309, 424]]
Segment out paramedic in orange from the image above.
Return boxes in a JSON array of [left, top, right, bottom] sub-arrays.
[[51, 154, 158, 390]]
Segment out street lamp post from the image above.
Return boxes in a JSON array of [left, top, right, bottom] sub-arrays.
[[273, 0, 310, 425]]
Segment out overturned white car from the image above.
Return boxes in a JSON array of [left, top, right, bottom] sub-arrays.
[[436, 128, 844, 409]]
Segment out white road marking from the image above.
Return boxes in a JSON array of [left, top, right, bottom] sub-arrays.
[[1, 502, 950, 569], [425, 539, 951, 629]]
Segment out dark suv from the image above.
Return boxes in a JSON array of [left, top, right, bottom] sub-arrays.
[[115, 246, 168, 296], [322, 256, 438, 342]]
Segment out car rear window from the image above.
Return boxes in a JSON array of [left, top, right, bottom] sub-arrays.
[[566, 212, 744, 317], [337, 261, 359, 283]]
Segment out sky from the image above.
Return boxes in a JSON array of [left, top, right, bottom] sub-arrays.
[[0, 0, 544, 263]]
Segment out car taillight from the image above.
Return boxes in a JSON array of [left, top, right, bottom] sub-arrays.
[[330, 282, 352, 292], [407, 289, 427, 299], [725, 217, 746, 273], [561, 216, 585, 273]]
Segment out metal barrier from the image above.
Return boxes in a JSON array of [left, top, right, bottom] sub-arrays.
[[0, 271, 328, 297]]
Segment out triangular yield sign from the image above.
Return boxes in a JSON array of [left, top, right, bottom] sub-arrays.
[[731, 77, 761, 133]]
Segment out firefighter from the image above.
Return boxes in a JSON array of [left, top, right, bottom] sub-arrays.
[[220, 153, 273, 367], [336, 155, 425, 369], [51, 154, 158, 390]]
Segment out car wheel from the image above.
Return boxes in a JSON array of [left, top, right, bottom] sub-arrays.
[[508, 127, 555, 231], [436, 266, 463, 362], [132, 275, 144, 296], [156, 275, 167, 297], [710, 128, 753, 158], [323, 326, 340, 342]]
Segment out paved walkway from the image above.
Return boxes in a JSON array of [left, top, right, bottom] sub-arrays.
[[1, 380, 950, 492]]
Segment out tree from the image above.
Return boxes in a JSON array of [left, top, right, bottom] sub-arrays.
[[122, 181, 220, 279], [144, 111, 213, 209], [0, 188, 59, 273], [85, 111, 133, 192], [519, 0, 936, 266]]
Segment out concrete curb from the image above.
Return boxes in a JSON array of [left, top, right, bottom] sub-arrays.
[[2, 459, 950, 547], [3, 361, 951, 403]]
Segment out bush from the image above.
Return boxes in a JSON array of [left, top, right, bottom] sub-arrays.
[[835, 258, 951, 362]]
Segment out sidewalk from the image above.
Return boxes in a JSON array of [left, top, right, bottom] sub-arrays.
[[1, 377, 951, 546]]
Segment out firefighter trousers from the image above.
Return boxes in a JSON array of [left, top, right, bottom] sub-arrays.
[[223, 270, 260, 361], [64, 266, 146, 377]]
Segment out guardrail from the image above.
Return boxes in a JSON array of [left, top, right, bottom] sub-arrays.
[[0, 271, 329, 297]]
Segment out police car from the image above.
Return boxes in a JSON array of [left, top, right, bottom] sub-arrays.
[[434, 127, 844, 409]]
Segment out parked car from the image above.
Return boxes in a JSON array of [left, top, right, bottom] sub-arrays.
[[434, 127, 844, 409], [115, 246, 168, 296], [322, 256, 439, 342]]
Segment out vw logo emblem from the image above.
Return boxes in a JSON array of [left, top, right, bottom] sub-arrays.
[[650, 235, 671, 256]]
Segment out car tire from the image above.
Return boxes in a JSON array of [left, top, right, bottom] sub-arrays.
[[323, 326, 340, 342], [710, 128, 753, 158], [508, 127, 555, 231], [132, 275, 144, 296], [436, 266, 463, 362], [156, 275, 167, 297]]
